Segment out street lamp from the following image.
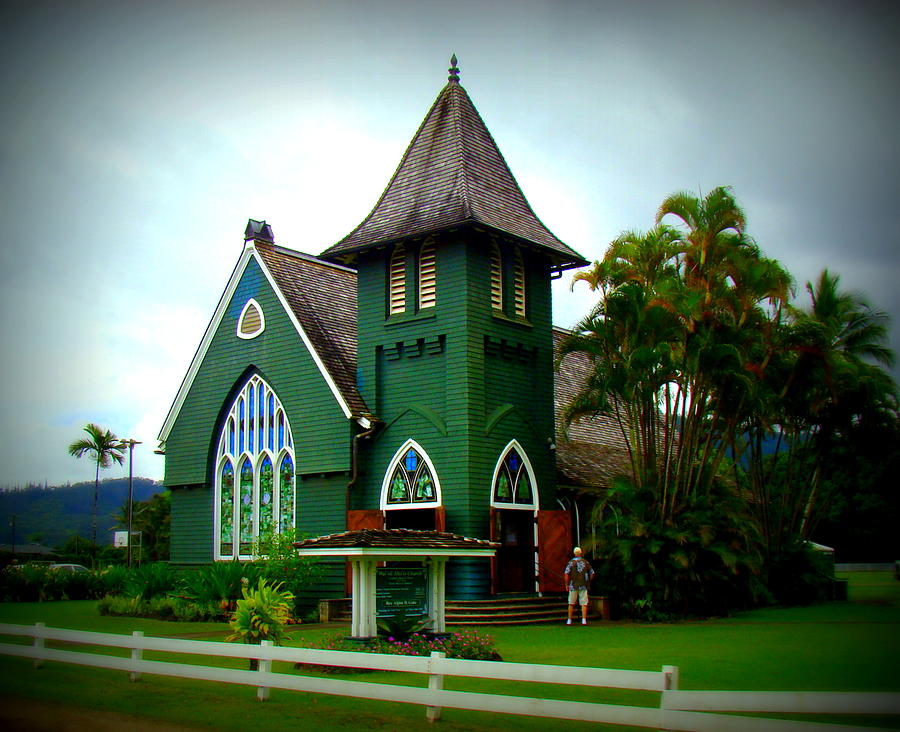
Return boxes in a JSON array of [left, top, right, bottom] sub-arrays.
[[119, 438, 142, 567]]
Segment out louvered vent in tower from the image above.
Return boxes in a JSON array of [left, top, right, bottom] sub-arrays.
[[389, 244, 406, 315], [418, 239, 436, 309], [513, 248, 526, 318], [490, 243, 503, 311]]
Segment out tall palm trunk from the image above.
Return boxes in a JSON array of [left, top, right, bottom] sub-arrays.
[[92, 460, 100, 558]]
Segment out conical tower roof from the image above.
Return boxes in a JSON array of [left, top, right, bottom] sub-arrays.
[[321, 57, 588, 271]]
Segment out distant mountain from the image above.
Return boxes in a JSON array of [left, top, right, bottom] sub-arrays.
[[0, 478, 163, 549]]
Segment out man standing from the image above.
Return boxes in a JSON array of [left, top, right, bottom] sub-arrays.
[[564, 546, 594, 625]]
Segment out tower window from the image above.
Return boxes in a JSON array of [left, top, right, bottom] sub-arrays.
[[490, 243, 503, 311], [389, 244, 406, 315], [418, 239, 437, 309], [513, 248, 526, 318]]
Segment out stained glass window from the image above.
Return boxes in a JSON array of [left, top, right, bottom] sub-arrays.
[[239, 458, 253, 554], [279, 455, 294, 532], [493, 444, 536, 506], [268, 394, 275, 451], [219, 460, 234, 556], [384, 443, 439, 506], [214, 374, 295, 559], [259, 457, 274, 538], [258, 387, 265, 453]]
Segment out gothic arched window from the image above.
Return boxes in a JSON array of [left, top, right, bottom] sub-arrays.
[[214, 374, 295, 559], [491, 441, 537, 507], [381, 440, 441, 509]]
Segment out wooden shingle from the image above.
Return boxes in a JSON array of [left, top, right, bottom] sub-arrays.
[[320, 71, 588, 271]]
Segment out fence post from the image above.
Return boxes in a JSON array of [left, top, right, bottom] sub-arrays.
[[426, 651, 445, 722], [662, 664, 679, 691], [257, 640, 272, 702], [33, 622, 45, 669], [130, 631, 144, 682], [659, 664, 679, 731]]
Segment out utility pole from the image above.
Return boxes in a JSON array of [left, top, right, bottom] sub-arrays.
[[119, 439, 142, 567]]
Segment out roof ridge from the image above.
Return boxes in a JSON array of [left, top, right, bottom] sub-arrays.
[[263, 242, 358, 274], [451, 83, 473, 220]]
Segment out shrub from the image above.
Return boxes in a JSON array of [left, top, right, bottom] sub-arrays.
[[766, 542, 834, 606], [124, 562, 177, 601], [376, 610, 428, 641], [99, 565, 130, 596], [591, 476, 766, 619], [178, 559, 260, 617], [252, 531, 322, 612], [98, 594, 141, 616], [310, 629, 501, 664], [226, 578, 294, 646]]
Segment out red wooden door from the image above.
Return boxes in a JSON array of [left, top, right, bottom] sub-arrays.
[[345, 510, 384, 593], [537, 510, 572, 592]]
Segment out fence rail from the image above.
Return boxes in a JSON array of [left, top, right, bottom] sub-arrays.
[[1, 623, 897, 731]]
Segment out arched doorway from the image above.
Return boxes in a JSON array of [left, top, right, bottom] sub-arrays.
[[490, 441, 538, 593]]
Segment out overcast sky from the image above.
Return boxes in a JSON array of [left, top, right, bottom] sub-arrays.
[[1, 0, 898, 487]]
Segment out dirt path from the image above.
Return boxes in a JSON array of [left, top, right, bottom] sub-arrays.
[[0, 697, 206, 732]]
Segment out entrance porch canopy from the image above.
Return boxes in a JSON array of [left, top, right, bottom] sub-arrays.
[[294, 529, 498, 639]]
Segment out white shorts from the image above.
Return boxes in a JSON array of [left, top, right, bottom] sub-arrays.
[[568, 588, 589, 606]]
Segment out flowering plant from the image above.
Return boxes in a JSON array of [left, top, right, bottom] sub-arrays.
[[307, 629, 501, 665]]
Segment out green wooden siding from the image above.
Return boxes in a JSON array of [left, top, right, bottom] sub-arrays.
[[354, 231, 558, 598], [170, 485, 213, 565], [296, 472, 348, 600], [165, 254, 353, 563]]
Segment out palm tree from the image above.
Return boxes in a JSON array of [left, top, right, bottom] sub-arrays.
[[68, 423, 125, 558], [784, 270, 895, 537]]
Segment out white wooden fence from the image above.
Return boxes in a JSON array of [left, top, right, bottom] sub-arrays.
[[1, 623, 898, 731]]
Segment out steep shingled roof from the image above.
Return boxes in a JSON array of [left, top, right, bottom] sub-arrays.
[[553, 327, 634, 488], [320, 61, 588, 271], [254, 241, 370, 418], [293, 528, 498, 552]]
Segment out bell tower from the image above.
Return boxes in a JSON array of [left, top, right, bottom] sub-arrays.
[[320, 57, 587, 597]]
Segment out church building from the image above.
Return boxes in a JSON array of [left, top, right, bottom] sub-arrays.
[[158, 58, 624, 600]]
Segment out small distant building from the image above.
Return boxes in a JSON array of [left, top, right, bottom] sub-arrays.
[[0, 543, 54, 557], [158, 59, 627, 600]]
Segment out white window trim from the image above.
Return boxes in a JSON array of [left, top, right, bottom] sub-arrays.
[[213, 374, 295, 561], [490, 439, 539, 510], [380, 438, 442, 510], [236, 297, 266, 339], [158, 242, 354, 444]]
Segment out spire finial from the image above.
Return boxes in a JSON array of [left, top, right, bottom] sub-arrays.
[[448, 54, 460, 83]]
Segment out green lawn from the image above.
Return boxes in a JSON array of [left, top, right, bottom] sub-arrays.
[[1, 571, 898, 731]]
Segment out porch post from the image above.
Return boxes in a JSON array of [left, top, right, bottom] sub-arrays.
[[428, 557, 447, 632]]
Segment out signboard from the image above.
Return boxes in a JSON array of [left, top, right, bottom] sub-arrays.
[[376, 567, 427, 617]]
